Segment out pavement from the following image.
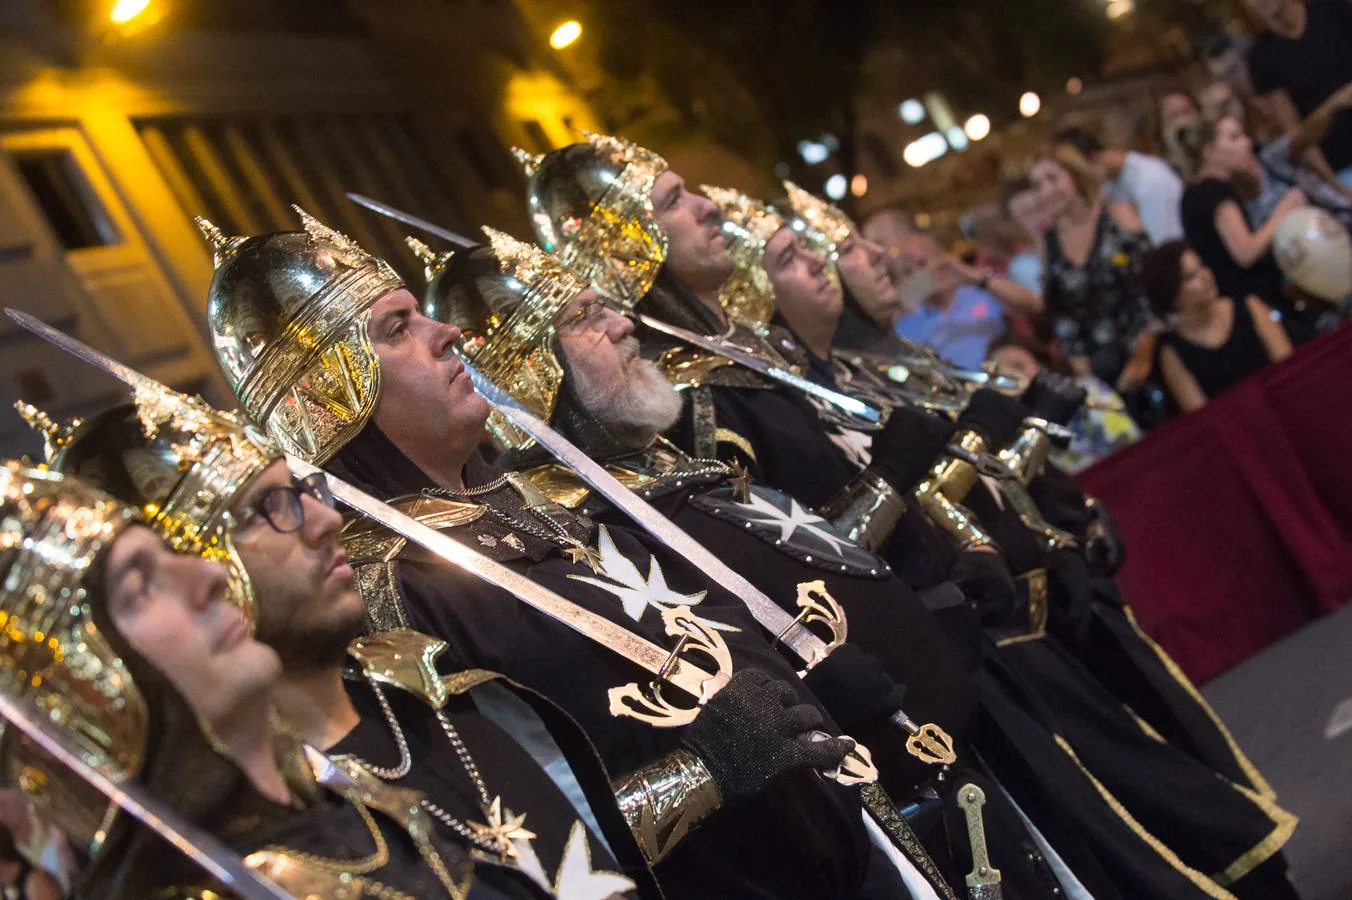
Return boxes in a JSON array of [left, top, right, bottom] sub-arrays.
[[1203, 602, 1352, 900]]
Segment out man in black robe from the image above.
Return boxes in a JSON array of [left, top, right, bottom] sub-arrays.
[[196, 209, 931, 900]]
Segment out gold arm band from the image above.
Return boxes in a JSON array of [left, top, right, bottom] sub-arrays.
[[930, 428, 989, 504], [818, 468, 910, 553], [613, 750, 723, 864], [998, 424, 1055, 485], [913, 479, 994, 552]]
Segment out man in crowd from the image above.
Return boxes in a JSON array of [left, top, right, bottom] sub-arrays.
[[1246, 0, 1352, 193], [893, 231, 1012, 369]]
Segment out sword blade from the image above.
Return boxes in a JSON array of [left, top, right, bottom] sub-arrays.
[[291, 459, 717, 699], [3, 309, 714, 700], [345, 193, 475, 247], [462, 360, 827, 665], [0, 691, 294, 900], [638, 315, 883, 424]]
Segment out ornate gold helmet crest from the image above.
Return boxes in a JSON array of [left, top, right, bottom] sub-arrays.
[[410, 229, 590, 450], [19, 382, 279, 631], [518, 132, 670, 309], [201, 206, 404, 464], [700, 184, 785, 326], [781, 179, 859, 255], [0, 462, 148, 847]]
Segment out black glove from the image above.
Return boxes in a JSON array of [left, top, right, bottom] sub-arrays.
[[869, 406, 956, 492], [957, 389, 1028, 448], [1083, 497, 1125, 576], [680, 669, 856, 804], [802, 643, 906, 732], [948, 548, 1019, 628], [1019, 371, 1088, 427]]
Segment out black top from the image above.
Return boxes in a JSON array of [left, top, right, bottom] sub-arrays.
[[1181, 179, 1285, 309], [1247, 0, 1352, 170], [334, 682, 629, 900], [1043, 211, 1155, 383], [328, 441, 876, 900], [1163, 297, 1272, 399]]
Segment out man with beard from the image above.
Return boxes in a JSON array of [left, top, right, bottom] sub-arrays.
[[30, 387, 650, 899], [714, 183, 1302, 900], [0, 462, 496, 899], [411, 226, 1187, 900], [197, 208, 933, 900], [521, 137, 1300, 899], [772, 183, 1299, 881]]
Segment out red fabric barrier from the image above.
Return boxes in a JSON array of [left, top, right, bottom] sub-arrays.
[[1077, 324, 1352, 683]]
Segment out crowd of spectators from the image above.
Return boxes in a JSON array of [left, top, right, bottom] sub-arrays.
[[873, 0, 1352, 455]]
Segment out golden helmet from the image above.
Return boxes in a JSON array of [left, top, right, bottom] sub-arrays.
[[781, 179, 859, 259], [0, 462, 147, 847], [19, 379, 280, 630], [409, 228, 590, 450], [699, 184, 785, 326], [517, 132, 669, 309], [200, 207, 404, 464]]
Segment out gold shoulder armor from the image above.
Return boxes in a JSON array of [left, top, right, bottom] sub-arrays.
[[347, 630, 501, 708], [656, 345, 736, 389], [341, 496, 487, 634], [341, 494, 486, 564], [520, 463, 657, 509]]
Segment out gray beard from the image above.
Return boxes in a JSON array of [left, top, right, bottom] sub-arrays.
[[570, 348, 683, 450]]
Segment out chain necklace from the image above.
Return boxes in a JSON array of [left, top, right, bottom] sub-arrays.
[[351, 676, 535, 864], [424, 480, 599, 566]]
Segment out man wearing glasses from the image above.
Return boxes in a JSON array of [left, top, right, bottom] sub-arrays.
[[34, 397, 653, 899]]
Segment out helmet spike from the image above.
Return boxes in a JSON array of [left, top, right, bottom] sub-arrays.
[[405, 236, 453, 285], [194, 216, 246, 267], [510, 146, 544, 177], [13, 401, 79, 463]]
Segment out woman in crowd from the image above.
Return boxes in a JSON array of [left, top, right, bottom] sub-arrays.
[[1140, 240, 1292, 412], [1177, 114, 1314, 339], [1028, 150, 1163, 424], [1198, 81, 1352, 228], [1157, 89, 1203, 176]]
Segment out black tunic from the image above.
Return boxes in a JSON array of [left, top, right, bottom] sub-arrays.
[[333, 678, 638, 899], [330, 438, 876, 900]]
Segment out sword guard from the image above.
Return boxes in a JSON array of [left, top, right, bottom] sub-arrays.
[[780, 580, 848, 674], [905, 723, 958, 766], [607, 607, 734, 728], [810, 732, 879, 786]]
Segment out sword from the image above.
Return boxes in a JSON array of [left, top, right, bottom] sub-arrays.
[[342, 193, 884, 426], [346, 193, 476, 247], [464, 360, 955, 765], [2, 309, 723, 727], [0, 690, 295, 899], [637, 315, 884, 425], [9, 312, 883, 781]]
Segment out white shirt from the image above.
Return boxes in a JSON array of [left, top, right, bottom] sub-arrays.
[[1110, 151, 1185, 246]]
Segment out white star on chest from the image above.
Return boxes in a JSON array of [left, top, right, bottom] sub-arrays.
[[735, 490, 848, 556], [567, 526, 736, 631], [514, 820, 637, 899]]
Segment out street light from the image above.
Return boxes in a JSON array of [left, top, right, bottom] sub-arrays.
[[109, 0, 150, 23], [1019, 92, 1042, 118], [898, 99, 926, 125], [964, 114, 991, 142], [850, 174, 868, 197], [549, 20, 583, 50], [824, 174, 848, 200]]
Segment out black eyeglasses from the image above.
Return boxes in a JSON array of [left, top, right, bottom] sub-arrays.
[[232, 472, 335, 535]]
